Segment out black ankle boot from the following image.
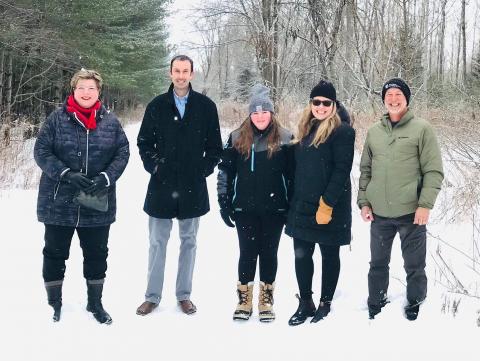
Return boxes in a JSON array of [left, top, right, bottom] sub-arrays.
[[45, 281, 62, 322], [368, 297, 389, 320], [311, 301, 331, 323], [288, 294, 316, 326], [404, 301, 421, 321], [86, 280, 112, 324]]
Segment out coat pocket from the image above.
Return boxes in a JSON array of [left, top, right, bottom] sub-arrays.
[[400, 180, 420, 205], [294, 200, 318, 227]]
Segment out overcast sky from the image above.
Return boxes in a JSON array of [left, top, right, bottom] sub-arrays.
[[166, 0, 203, 58]]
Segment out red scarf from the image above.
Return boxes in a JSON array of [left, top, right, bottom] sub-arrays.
[[66, 95, 101, 130]]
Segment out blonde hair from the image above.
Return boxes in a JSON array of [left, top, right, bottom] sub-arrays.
[[293, 102, 340, 147], [234, 114, 281, 159], [70, 68, 103, 91]]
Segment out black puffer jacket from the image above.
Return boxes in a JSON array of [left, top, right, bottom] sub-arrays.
[[137, 83, 223, 219], [34, 104, 130, 227], [217, 123, 294, 215], [285, 111, 355, 245]]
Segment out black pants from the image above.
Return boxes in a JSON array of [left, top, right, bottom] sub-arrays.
[[294, 238, 340, 302], [235, 213, 284, 284], [368, 213, 427, 307], [42, 224, 110, 282]]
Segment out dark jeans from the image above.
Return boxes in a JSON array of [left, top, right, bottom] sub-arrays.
[[293, 238, 340, 302], [235, 213, 284, 284], [368, 213, 427, 307], [42, 224, 110, 282]]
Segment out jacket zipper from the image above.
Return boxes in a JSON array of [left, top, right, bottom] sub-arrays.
[[232, 176, 238, 202], [53, 182, 60, 200], [73, 113, 91, 227], [250, 143, 255, 172], [282, 175, 288, 202]]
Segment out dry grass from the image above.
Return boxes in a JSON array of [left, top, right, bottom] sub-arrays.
[[0, 122, 41, 189]]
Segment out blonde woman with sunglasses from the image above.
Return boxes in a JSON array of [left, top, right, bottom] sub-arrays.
[[285, 80, 355, 326]]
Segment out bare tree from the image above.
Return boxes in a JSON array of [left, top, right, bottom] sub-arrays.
[[437, 0, 447, 81], [461, 0, 467, 85]]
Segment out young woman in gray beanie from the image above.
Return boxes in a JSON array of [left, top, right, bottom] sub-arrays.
[[285, 80, 355, 325], [217, 84, 293, 322]]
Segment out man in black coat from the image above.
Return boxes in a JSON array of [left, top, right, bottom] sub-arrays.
[[136, 55, 223, 316]]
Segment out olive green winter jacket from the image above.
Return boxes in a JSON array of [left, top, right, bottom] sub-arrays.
[[357, 110, 444, 218]]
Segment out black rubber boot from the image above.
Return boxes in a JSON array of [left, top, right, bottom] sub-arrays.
[[311, 301, 331, 323], [288, 294, 316, 326], [86, 280, 112, 325], [45, 281, 62, 322], [404, 301, 421, 321]]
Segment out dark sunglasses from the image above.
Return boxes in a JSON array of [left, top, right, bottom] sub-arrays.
[[311, 99, 333, 107]]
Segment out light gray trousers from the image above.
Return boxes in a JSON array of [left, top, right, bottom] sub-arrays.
[[145, 216, 200, 304]]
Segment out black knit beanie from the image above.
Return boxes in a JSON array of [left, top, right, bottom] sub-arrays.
[[381, 78, 411, 105], [310, 80, 336, 102]]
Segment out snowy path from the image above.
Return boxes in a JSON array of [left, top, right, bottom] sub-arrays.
[[0, 122, 478, 361]]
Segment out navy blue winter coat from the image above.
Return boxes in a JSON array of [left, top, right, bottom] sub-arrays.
[[34, 104, 130, 227], [137, 83, 222, 219]]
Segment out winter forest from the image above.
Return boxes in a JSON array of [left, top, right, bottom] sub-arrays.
[[1, 0, 480, 360]]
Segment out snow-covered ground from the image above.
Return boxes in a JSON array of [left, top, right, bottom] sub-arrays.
[[1, 122, 478, 361]]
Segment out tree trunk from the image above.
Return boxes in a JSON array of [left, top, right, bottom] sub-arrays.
[[437, 0, 447, 81], [0, 50, 4, 120], [455, 27, 461, 84], [461, 0, 467, 85], [272, 0, 279, 103], [5, 52, 13, 121]]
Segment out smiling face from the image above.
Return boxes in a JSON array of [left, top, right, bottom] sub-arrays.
[[250, 111, 272, 130], [73, 79, 99, 109], [384, 88, 408, 121], [170, 59, 194, 95], [311, 96, 334, 121]]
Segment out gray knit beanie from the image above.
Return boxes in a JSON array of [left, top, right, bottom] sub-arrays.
[[248, 84, 274, 114]]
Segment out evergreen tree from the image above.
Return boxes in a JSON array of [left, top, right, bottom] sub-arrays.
[[43, 0, 171, 102]]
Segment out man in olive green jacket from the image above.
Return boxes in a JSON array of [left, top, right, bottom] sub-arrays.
[[357, 78, 443, 321]]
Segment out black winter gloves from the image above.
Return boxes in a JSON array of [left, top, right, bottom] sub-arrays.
[[64, 171, 92, 190], [84, 174, 108, 196], [218, 193, 235, 228], [64, 171, 108, 195], [220, 208, 235, 228]]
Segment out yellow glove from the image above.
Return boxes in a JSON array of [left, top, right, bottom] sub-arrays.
[[315, 197, 333, 224]]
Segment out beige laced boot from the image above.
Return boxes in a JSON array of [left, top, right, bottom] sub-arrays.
[[233, 282, 254, 321], [258, 281, 275, 322]]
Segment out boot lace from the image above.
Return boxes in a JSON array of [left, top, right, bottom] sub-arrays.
[[237, 288, 249, 305], [261, 287, 274, 306]]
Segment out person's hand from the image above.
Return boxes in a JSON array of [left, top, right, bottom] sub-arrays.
[[315, 197, 333, 224], [84, 175, 108, 196], [64, 171, 92, 190], [414, 207, 430, 225], [220, 208, 235, 228], [361, 206, 374, 222]]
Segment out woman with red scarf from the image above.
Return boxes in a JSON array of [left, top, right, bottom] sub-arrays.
[[34, 69, 129, 324]]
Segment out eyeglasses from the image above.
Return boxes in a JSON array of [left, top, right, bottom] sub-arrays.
[[311, 99, 333, 107]]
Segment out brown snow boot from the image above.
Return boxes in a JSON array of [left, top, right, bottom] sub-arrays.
[[258, 281, 275, 322], [233, 282, 253, 321]]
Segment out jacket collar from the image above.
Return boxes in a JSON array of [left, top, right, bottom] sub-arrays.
[[381, 109, 414, 130], [251, 120, 273, 137], [167, 83, 193, 104]]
